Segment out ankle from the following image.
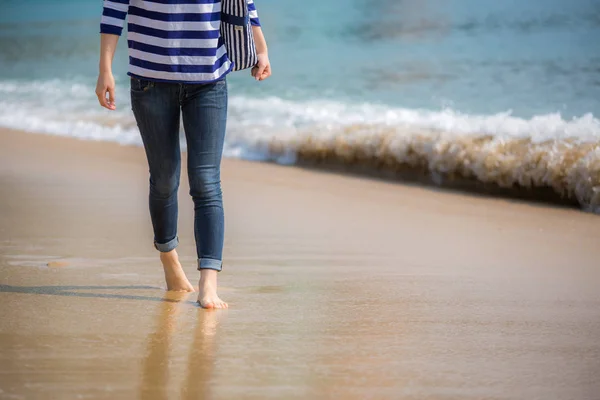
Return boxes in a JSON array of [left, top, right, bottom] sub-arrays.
[[160, 249, 179, 262], [199, 269, 218, 284]]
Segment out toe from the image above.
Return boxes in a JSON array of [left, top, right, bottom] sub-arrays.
[[198, 299, 215, 309]]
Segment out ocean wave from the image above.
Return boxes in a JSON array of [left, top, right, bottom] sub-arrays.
[[1, 79, 598, 213], [227, 97, 600, 213], [264, 125, 600, 213], [0, 79, 90, 95]]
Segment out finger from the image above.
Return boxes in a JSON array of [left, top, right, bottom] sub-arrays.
[[96, 89, 109, 109], [255, 64, 266, 80], [108, 87, 116, 109], [259, 65, 271, 80]]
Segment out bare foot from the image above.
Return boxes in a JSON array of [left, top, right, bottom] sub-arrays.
[[160, 250, 194, 292], [197, 269, 228, 309]]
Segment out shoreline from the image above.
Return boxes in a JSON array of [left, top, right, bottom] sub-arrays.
[[2, 127, 595, 214], [295, 159, 583, 211]]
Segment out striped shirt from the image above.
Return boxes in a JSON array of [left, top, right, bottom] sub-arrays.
[[100, 0, 261, 83]]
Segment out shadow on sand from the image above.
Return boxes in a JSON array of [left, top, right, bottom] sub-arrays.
[[0, 284, 195, 303]]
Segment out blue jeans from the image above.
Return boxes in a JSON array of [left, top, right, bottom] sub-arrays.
[[130, 76, 227, 272]]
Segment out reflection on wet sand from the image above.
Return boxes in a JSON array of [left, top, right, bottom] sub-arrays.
[[140, 292, 221, 400], [139, 292, 183, 400], [181, 305, 220, 400]]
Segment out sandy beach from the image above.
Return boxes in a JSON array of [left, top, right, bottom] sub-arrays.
[[1, 128, 599, 399]]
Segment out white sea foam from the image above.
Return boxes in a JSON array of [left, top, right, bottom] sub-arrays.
[[1, 79, 599, 212]]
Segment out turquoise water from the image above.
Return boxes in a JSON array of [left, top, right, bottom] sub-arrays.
[[0, 0, 599, 162]]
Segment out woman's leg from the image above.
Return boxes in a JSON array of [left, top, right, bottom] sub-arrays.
[[181, 78, 228, 308], [131, 77, 194, 292]]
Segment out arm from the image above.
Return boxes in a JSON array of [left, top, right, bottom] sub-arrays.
[[96, 0, 130, 110], [247, 0, 271, 81], [253, 26, 268, 56]]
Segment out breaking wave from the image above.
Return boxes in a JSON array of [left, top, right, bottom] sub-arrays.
[[227, 97, 600, 213]]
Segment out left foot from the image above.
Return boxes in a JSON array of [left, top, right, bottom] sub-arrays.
[[197, 269, 228, 309], [160, 250, 195, 292]]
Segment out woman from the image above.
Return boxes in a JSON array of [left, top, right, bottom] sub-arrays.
[[95, 0, 271, 309]]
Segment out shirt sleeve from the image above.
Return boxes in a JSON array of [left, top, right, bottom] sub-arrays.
[[100, 0, 130, 36], [247, 0, 261, 27]]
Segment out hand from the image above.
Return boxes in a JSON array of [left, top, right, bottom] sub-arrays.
[[251, 53, 271, 81], [96, 70, 116, 110]]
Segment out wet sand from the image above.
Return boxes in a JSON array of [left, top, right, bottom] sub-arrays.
[[0, 128, 599, 400]]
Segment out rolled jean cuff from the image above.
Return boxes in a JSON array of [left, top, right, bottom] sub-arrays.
[[197, 258, 222, 272], [154, 236, 179, 253]]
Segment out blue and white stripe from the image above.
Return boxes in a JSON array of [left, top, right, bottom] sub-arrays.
[[100, 0, 261, 83]]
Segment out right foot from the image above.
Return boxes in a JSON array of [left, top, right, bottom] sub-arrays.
[[160, 250, 195, 292], [197, 269, 228, 309]]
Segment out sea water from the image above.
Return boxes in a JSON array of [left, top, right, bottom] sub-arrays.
[[1, 0, 599, 210]]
